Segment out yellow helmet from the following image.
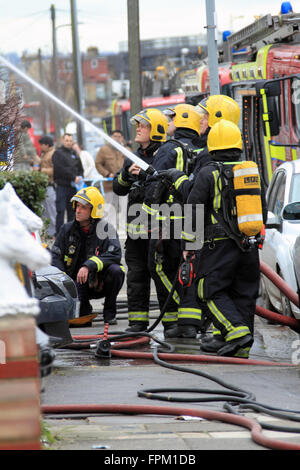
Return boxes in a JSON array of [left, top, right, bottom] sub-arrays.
[[197, 95, 240, 127], [207, 120, 243, 153], [173, 103, 202, 135], [71, 186, 105, 219], [130, 108, 168, 142]]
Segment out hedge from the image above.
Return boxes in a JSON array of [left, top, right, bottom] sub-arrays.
[[0, 170, 49, 217]]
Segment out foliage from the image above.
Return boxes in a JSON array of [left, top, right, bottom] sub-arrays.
[[0, 170, 49, 217]]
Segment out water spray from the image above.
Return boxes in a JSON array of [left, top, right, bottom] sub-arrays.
[[0, 56, 154, 174]]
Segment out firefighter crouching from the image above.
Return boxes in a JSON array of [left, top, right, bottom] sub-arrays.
[[185, 120, 267, 357], [51, 186, 125, 325], [143, 104, 205, 338], [113, 108, 169, 333]]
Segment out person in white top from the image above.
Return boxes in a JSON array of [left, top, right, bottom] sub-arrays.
[[72, 143, 100, 181]]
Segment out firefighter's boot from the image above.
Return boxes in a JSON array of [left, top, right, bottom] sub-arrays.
[[217, 334, 253, 357], [178, 325, 198, 338], [200, 335, 226, 353], [126, 322, 148, 333], [163, 323, 180, 338]]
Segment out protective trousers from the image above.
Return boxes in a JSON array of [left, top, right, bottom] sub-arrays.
[[196, 238, 259, 343], [178, 252, 203, 329], [77, 264, 125, 322], [125, 237, 152, 326], [148, 238, 180, 326]]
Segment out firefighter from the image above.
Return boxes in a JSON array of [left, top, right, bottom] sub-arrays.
[[184, 120, 267, 357], [158, 95, 241, 203], [143, 103, 204, 338], [113, 108, 168, 333], [51, 186, 125, 325]]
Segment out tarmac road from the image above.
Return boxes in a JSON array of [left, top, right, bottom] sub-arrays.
[[41, 292, 300, 453]]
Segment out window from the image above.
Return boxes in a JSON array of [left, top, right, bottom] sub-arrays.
[[267, 171, 286, 214]]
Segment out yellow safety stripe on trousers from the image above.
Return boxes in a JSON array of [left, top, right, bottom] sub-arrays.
[[142, 202, 158, 216], [234, 347, 250, 358], [207, 300, 235, 334], [120, 265, 126, 272], [207, 300, 251, 341], [175, 147, 184, 171], [128, 311, 149, 322], [225, 326, 251, 342], [211, 169, 222, 224], [118, 172, 130, 187], [161, 311, 178, 322], [174, 174, 189, 190], [89, 256, 103, 272], [178, 308, 202, 320], [126, 222, 147, 235], [156, 262, 180, 305]]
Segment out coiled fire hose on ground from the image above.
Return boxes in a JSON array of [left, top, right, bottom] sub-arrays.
[[42, 262, 300, 450]]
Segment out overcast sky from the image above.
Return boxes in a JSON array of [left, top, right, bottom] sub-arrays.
[[0, 0, 298, 56]]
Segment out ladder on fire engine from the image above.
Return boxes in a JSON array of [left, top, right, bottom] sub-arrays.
[[224, 12, 300, 61]]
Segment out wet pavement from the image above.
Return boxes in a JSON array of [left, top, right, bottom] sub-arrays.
[[41, 293, 300, 453]]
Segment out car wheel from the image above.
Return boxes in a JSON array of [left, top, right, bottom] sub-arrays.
[[278, 270, 293, 317]]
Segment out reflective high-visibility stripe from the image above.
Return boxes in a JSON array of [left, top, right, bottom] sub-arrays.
[[197, 278, 205, 300], [207, 300, 234, 333], [126, 222, 147, 235], [174, 174, 189, 190], [175, 147, 184, 171], [234, 167, 258, 178], [118, 173, 130, 187], [207, 300, 251, 341], [142, 202, 158, 216], [181, 231, 196, 242], [237, 213, 263, 224], [89, 256, 103, 272], [225, 326, 251, 342], [211, 170, 222, 224], [162, 311, 178, 323], [178, 307, 202, 320], [120, 265, 125, 272], [156, 262, 180, 305], [128, 311, 149, 322]]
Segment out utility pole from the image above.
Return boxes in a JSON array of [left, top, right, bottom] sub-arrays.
[[50, 4, 61, 143], [37, 49, 47, 134], [205, 0, 220, 95], [70, 0, 86, 148], [127, 0, 142, 149]]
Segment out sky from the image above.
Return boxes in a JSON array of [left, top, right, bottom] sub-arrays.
[[0, 0, 299, 57]]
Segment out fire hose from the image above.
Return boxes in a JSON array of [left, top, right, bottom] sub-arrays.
[[43, 262, 300, 450]]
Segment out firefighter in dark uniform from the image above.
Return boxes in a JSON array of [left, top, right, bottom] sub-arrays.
[[143, 104, 204, 338], [184, 120, 267, 357], [113, 108, 168, 333], [51, 186, 125, 325], [159, 95, 241, 203]]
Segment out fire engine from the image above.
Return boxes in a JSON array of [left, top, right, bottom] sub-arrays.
[[103, 93, 186, 143], [222, 4, 300, 186]]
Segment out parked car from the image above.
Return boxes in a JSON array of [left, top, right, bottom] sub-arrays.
[[34, 264, 78, 347], [259, 160, 300, 319]]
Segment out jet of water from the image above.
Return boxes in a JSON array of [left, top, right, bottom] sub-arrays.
[[0, 55, 151, 172]]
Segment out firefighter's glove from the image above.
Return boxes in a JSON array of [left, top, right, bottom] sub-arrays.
[[157, 168, 186, 184]]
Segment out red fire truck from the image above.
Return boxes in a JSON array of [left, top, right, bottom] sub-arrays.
[[223, 8, 300, 186], [103, 93, 186, 142]]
